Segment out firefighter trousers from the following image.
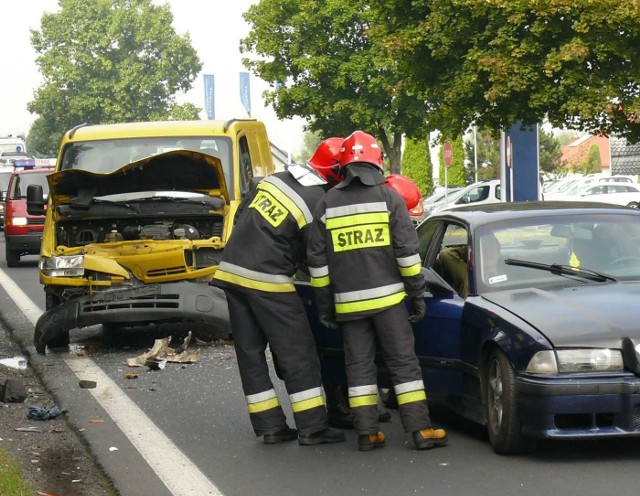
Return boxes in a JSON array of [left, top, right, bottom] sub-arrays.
[[224, 287, 329, 436], [341, 302, 431, 435]]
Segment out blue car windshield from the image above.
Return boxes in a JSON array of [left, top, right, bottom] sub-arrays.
[[475, 212, 640, 293]]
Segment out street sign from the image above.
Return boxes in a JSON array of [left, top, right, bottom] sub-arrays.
[[443, 141, 453, 168]]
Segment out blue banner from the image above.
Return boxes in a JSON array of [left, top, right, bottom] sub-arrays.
[[203, 74, 215, 120], [239, 72, 251, 117]]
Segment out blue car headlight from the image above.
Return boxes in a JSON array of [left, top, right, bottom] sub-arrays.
[[40, 255, 85, 277], [526, 349, 624, 374]]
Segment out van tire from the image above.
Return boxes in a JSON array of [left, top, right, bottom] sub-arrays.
[[5, 247, 20, 267]]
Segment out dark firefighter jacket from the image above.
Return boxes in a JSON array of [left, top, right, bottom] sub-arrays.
[[213, 167, 327, 293], [307, 164, 426, 321]]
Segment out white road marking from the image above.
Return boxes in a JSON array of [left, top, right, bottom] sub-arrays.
[[0, 268, 224, 496]]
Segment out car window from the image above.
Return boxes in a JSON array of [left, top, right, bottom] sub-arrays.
[[432, 223, 471, 297], [416, 219, 440, 262], [475, 214, 640, 293]]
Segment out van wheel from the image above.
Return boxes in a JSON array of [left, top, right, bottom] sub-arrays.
[[5, 246, 20, 267]]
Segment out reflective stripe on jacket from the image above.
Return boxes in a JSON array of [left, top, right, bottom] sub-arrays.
[[213, 170, 327, 294], [308, 179, 426, 320]]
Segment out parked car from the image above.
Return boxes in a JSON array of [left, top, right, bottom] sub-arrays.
[[562, 182, 640, 208], [298, 201, 640, 454], [3, 161, 53, 266], [426, 179, 501, 216]]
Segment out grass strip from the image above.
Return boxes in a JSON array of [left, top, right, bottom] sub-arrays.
[[0, 448, 32, 496]]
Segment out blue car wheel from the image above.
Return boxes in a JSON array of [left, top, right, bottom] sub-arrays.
[[483, 349, 536, 454]]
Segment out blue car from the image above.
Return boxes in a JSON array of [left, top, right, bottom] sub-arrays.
[[298, 201, 640, 454]]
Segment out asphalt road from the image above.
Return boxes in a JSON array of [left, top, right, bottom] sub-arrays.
[[3, 239, 640, 496]]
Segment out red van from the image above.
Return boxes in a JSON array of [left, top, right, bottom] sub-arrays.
[[4, 161, 53, 266]]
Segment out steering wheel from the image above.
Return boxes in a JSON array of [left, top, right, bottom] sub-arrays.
[[609, 256, 640, 268]]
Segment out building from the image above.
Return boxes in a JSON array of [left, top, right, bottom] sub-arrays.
[[561, 135, 610, 172]]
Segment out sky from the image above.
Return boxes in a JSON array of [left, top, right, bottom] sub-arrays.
[[0, 1, 306, 155]]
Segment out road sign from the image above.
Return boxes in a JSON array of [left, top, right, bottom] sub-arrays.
[[443, 141, 453, 168]]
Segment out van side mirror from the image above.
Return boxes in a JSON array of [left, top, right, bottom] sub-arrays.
[[27, 184, 46, 216]]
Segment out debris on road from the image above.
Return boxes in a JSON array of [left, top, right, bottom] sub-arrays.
[[125, 372, 139, 379], [15, 426, 43, 433], [127, 331, 200, 367], [2, 378, 28, 403], [27, 405, 67, 421], [78, 380, 97, 389], [0, 356, 27, 370]]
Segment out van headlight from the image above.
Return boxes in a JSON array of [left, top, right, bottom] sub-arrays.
[[40, 255, 85, 277], [526, 349, 624, 373]]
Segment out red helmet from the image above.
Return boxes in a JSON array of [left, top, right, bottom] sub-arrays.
[[338, 130, 383, 171], [385, 174, 422, 211], [307, 137, 343, 185]]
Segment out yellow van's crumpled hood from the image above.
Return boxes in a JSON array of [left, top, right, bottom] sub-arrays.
[[48, 150, 228, 207]]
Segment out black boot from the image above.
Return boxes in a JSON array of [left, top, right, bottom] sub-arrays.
[[263, 426, 298, 444], [298, 428, 346, 445]]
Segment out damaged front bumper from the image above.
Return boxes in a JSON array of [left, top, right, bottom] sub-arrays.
[[34, 281, 230, 353]]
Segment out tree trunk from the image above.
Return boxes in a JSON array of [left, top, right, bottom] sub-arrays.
[[377, 129, 403, 175]]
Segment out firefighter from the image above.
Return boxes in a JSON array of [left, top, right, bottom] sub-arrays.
[[212, 138, 345, 446], [324, 174, 422, 429], [307, 130, 448, 451]]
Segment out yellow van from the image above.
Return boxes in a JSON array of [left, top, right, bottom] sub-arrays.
[[28, 119, 274, 353]]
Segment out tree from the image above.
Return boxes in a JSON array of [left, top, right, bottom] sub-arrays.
[[376, 1, 640, 143], [401, 137, 432, 195], [587, 144, 602, 174], [25, 117, 62, 158], [28, 0, 202, 155], [463, 129, 500, 183], [538, 128, 564, 174], [241, 0, 428, 173]]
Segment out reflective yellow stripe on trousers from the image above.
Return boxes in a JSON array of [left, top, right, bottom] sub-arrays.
[[246, 389, 281, 414]]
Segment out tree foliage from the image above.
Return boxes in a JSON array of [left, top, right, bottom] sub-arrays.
[[28, 0, 202, 155], [538, 128, 563, 174], [241, 0, 427, 173], [376, 0, 640, 142], [400, 137, 432, 195], [587, 144, 602, 173], [26, 117, 62, 158], [463, 129, 500, 183]]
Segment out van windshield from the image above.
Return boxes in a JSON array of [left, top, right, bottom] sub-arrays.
[[10, 171, 52, 200], [59, 137, 234, 197]]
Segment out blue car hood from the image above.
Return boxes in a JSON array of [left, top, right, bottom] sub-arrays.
[[482, 282, 640, 348]]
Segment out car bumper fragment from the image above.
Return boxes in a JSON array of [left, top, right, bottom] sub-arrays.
[[34, 281, 230, 353]]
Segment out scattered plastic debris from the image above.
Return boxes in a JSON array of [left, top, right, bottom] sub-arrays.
[[27, 405, 67, 420], [109, 446, 119, 452], [127, 331, 200, 367], [146, 359, 167, 371], [88, 419, 105, 424], [15, 426, 42, 433], [0, 356, 27, 370], [125, 372, 139, 379]]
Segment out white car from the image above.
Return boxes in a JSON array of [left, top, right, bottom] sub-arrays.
[[563, 182, 640, 208], [427, 180, 502, 216]]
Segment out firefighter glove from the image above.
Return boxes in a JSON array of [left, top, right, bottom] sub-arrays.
[[408, 297, 426, 323], [319, 311, 339, 330]]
